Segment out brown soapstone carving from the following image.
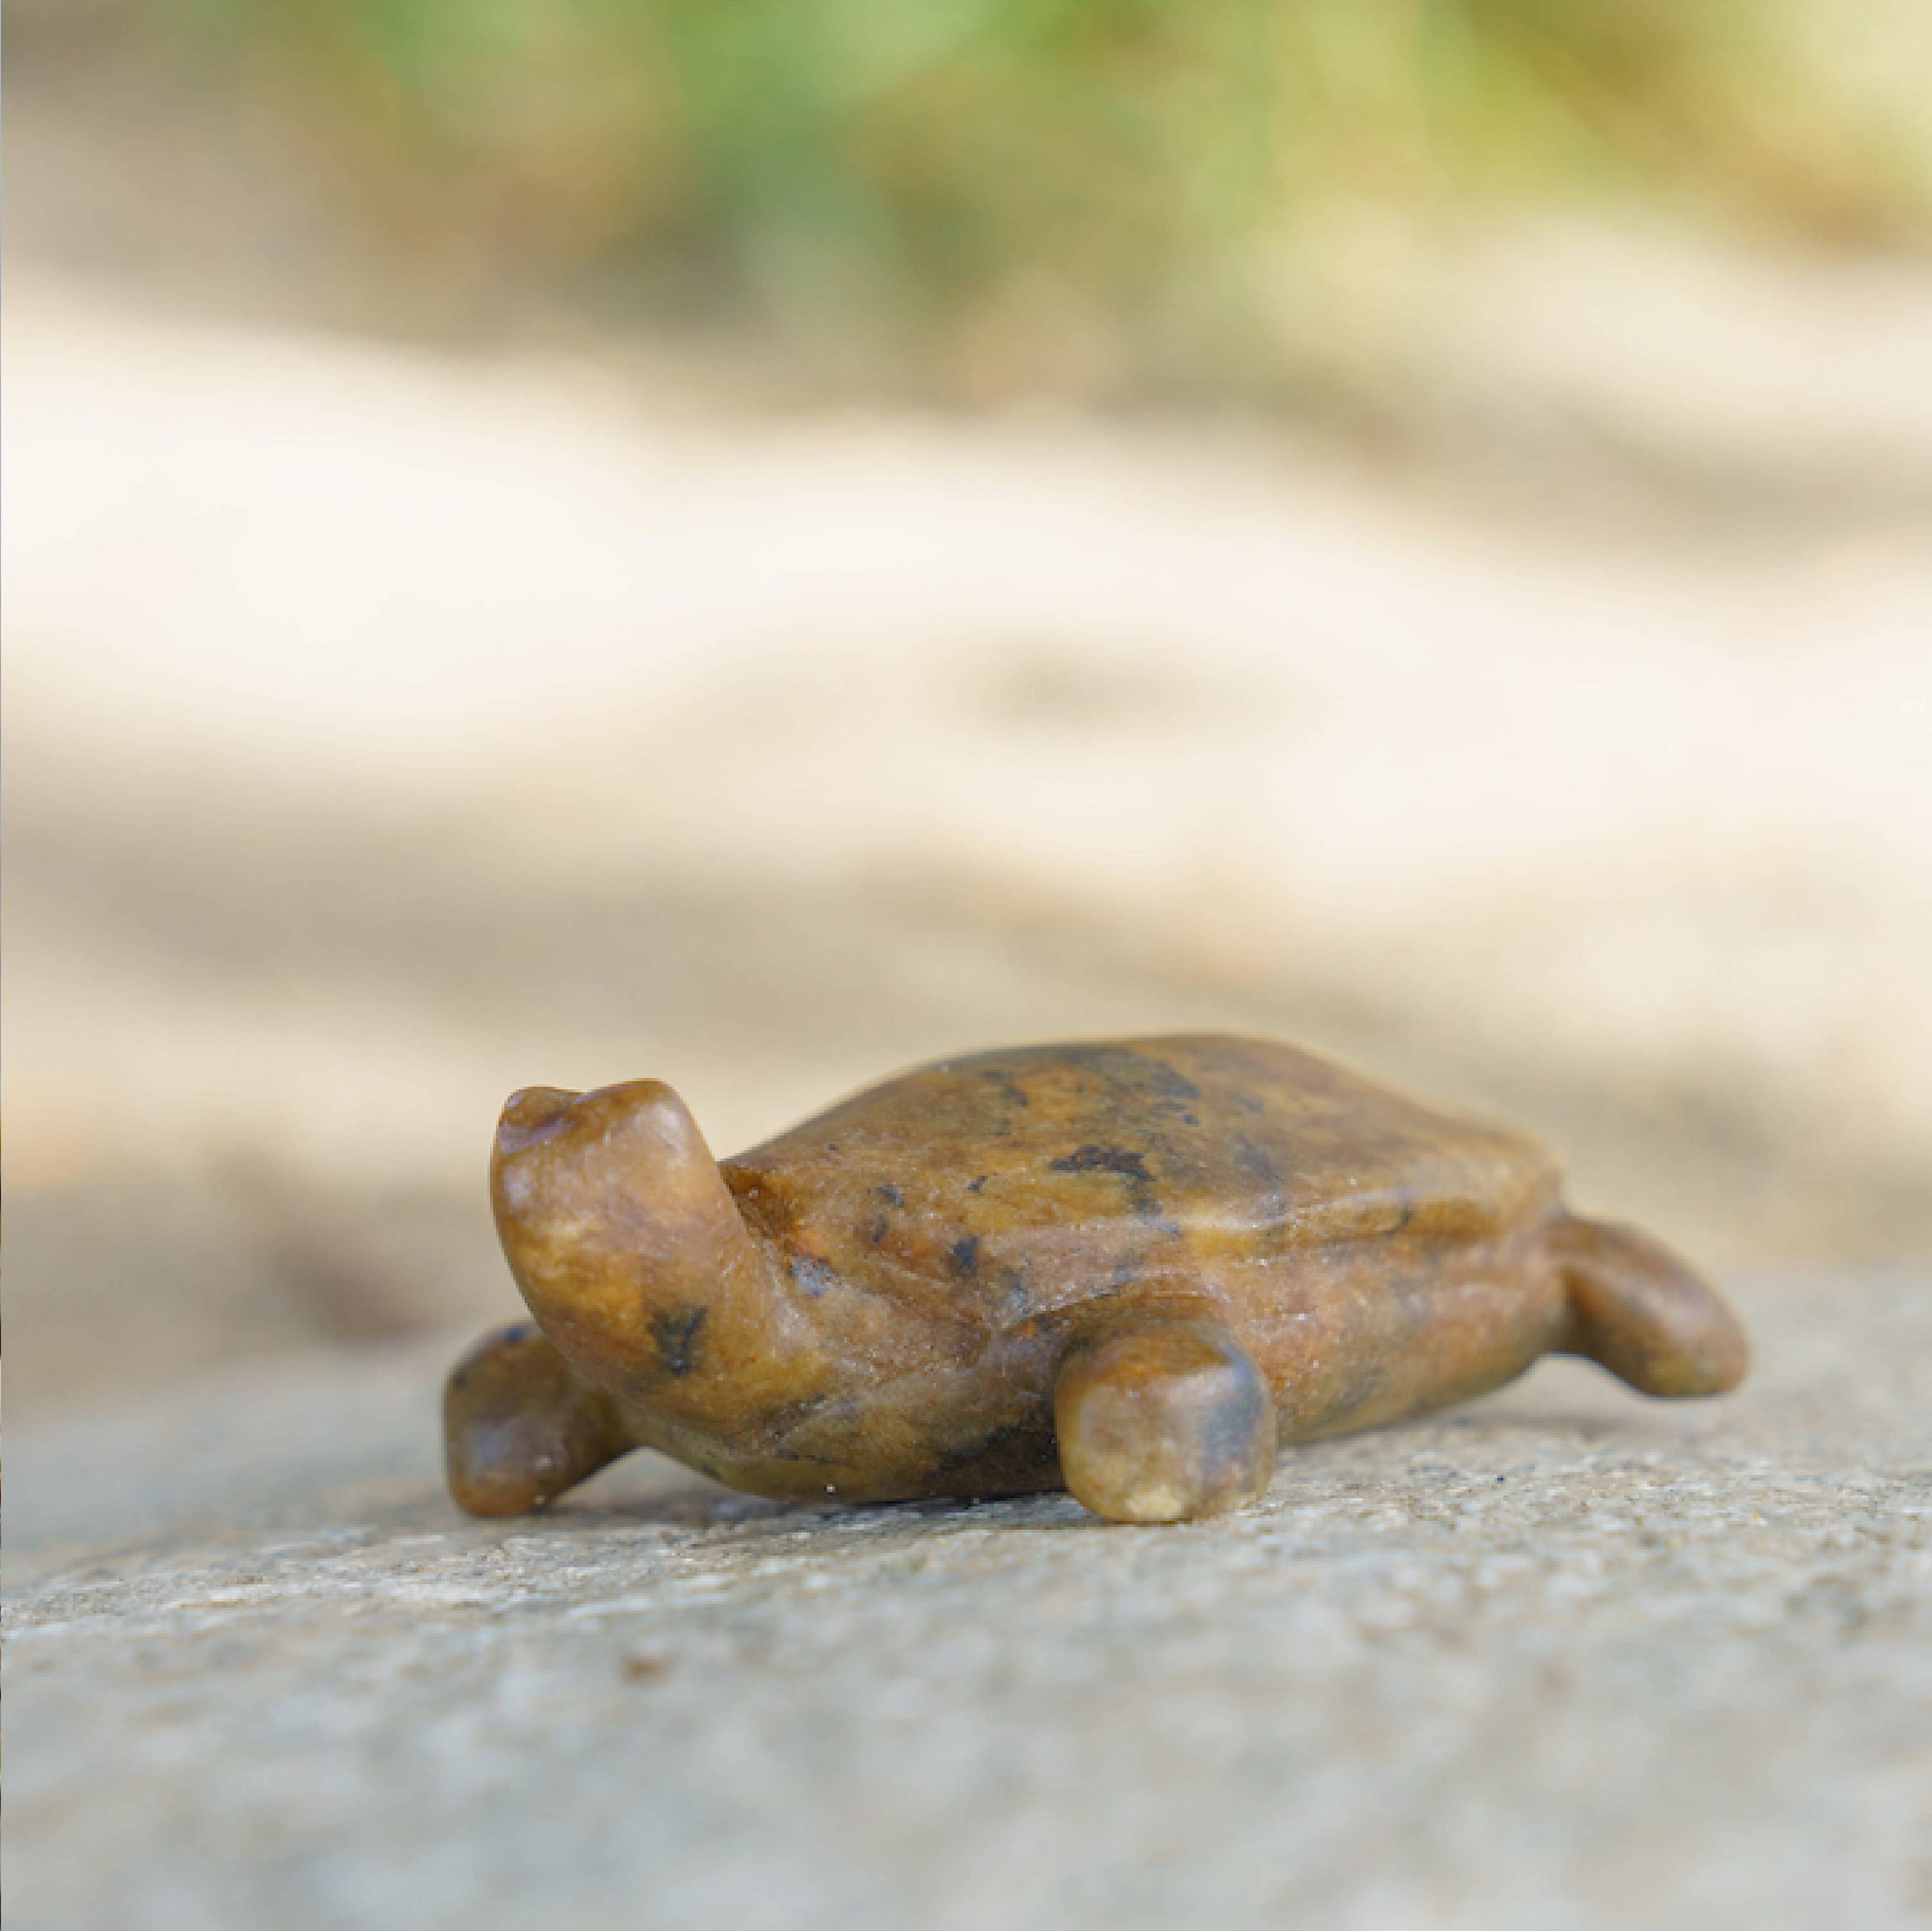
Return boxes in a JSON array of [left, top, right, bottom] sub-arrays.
[[446, 1035, 1747, 1525]]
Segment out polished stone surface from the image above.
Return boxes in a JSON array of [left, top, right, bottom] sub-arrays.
[[460, 1037, 1743, 1520]]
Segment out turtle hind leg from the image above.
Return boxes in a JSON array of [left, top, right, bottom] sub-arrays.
[[1551, 1213, 1748, 1398], [1054, 1315, 1276, 1523], [444, 1323, 634, 1516]]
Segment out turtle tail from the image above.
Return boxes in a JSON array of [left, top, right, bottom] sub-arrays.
[[1550, 1212, 1748, 1397]]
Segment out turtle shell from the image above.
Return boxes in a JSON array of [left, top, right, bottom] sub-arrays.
[[721, 1035, 1559, 1330]]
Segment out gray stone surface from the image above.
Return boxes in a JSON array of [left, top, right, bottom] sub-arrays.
[[9, 1270, 1932, 1931]]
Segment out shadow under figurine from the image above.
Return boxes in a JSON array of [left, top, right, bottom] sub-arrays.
[[446, 1035, 1747, 1525]]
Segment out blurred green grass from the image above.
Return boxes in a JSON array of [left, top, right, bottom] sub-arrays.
[[170, 0, 1932, 391]]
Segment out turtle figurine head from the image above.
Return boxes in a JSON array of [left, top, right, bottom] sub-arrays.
[[491, 1082, 747, 1384], [445, 1081, 830, 1512]]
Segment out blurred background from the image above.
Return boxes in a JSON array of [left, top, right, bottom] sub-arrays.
[[8, 0, 1931, 1429]]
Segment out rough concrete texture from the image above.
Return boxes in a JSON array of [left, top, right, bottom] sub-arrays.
[[8, 1269, 1931, 1931]]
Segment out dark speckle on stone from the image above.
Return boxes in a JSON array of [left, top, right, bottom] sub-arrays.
[[928, 1415, 1056, 1484], [876, 1183, 904, 1207], [1132, 1055, 1203, 1102], [948, 1236, 981, 1281], [985, 1071, 1032, 1113], [965, 1176, 988, 1195], [649, 1306, 708, 1377], [791, 1257, 841, 1299], [1051, 1145, 1153, 1183], [1050, 1144, 1162, 1218]]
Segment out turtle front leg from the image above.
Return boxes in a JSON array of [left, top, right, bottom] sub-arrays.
[[444, 1323, 634, 1516], [1054, 1315, 1276, 1523]]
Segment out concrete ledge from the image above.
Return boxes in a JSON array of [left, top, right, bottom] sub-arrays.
[[8, 1269, 1931, 1930]]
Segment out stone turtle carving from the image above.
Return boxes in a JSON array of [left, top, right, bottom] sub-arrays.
[[446, 1035, 1747, 1524]]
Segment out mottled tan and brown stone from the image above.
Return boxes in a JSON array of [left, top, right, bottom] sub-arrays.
[[448, 1035, 1747, 1522]]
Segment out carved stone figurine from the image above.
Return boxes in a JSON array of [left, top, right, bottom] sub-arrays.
[[446, 1035, 1747, 1525]]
